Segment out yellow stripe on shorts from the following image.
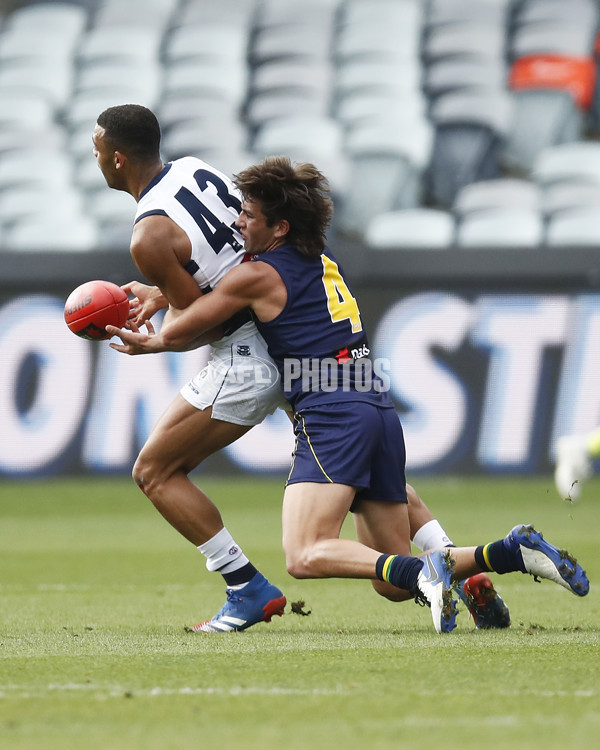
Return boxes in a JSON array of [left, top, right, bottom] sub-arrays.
[[300, 415, 333, 483]]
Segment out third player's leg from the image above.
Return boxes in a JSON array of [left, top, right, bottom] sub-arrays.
[[352, 498, 414, 601]]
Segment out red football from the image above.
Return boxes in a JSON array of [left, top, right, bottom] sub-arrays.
[[64, 280, 129, 340]]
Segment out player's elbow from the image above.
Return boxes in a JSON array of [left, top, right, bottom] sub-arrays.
[[160, 322, 189, 351]]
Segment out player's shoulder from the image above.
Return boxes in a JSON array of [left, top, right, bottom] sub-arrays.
[[130, 211, 180, 256]]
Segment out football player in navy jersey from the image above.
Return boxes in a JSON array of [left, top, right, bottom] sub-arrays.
[[108, 156, 589, 633]]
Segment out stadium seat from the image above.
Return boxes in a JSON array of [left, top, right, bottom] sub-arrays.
[[424, 59, 508, 100], [337, 153, 424, 237], [176, 0, 258, 29], [3, 2, 88, 38], [513, 0, 598, 28], [4, 215, 98, 252], [425, 0, 511, 29], [77, 27, 163, 64], [163, 24, 249, 65], [364, 209, 455, 250], [510, 23, 597, 59], [533, 142, 600, 186], [0, 123, 66, 155], [426, 123, 505, 208], [456, 207, 544, 248], [453, 178, 541, 216], [429, 90, 513, 135], [86, 188, 136, 225], [423, 25, 506, 65], [336, 91, 428, 129], [341, 0, 422, 31], [336, 23, 421, 63], [161, 119, 248, 160], [0, 60, 73, 109], [251, 60, 333, 100], [509, 54, 596, 110], [246, 91, 330, 128], [0, 92, 55, 129], [250, 25, 332, 65], [542, 181, 600, 215], [334, 59, 423, 102], [198, 149, 260, 180], [0, 186, 85, 228], [0, 25, 81, 63], [74, 156, 110, 192], [255, 0, 339, 32], [75, 62, 162, 109], [545, 206, 600, 246], [253, 116, 344, 159], [345, 119, 434, 170], [162, 61, 248, 108], [503, 89, 584, 173], [67, 90, 160, 132], [158, 96, 239, 131], [0, 149, 73, 191], [92, 0, 178, 31]]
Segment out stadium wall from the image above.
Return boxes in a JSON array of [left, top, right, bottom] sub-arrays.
[[1, 245, 600, 478]]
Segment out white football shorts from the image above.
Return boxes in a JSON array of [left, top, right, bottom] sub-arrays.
[[180, 321, 290, 426]]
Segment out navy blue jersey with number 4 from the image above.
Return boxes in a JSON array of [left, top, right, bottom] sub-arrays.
[[254, 244, 391, 411]]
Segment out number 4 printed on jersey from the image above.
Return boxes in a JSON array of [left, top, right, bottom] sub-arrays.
[[321, 255, 362, 333]]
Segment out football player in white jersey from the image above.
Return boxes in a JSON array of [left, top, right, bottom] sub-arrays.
[[93, 104, 510, 633], [93, 104, 288, 632]]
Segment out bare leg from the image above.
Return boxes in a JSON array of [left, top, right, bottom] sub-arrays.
[[407, 483, 435, 538], [353, 499, 413, 602], [282, 482, 385, 579], [133, 394, 251, 545]]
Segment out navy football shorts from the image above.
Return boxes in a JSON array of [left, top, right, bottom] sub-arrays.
[[287, 401, 408, 504]]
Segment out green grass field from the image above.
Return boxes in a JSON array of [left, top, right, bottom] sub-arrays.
[[0, 475, 598, 750]]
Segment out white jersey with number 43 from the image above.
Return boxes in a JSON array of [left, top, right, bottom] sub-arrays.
[[134, 157, 245, 293]]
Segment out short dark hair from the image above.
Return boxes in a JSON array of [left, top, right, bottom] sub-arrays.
[[233, 156, 333, 257], [96, 104, 161, 163]]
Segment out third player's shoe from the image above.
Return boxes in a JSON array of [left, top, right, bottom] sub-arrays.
[[457, 573, 511, 629], [415, 550, 457, 633], [187, 572, 287, 633], [504, 524, 589, 596]]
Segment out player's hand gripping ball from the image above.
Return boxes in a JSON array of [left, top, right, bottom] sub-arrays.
[[64, 280, 129, 340]]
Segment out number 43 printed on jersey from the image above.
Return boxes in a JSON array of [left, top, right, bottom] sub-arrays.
[[321, 255, 362, 333]]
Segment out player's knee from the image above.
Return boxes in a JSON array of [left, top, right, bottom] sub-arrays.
[[371, 578, 411, 602], [132, 453, 160, 497], [284, 546, 318, 579]]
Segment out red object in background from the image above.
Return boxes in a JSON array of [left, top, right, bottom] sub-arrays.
[[509, 54, 597, 109]]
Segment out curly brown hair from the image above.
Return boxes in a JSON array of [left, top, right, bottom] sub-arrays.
[[233, 156, 333, 257]]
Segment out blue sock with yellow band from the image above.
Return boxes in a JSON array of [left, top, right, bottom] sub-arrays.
[[376, 554, 423, 591], [475, 539, 523, 574]]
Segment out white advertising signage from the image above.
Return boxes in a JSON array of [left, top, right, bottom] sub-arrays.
[[1, 291, 598, 477]]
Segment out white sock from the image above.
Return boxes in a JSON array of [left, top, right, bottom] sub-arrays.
[[412, 520, 453, 552], [197, 527, 250, 576]]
